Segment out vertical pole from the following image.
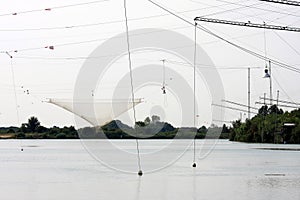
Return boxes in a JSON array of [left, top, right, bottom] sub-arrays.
[[248, 67, 251, 120], [275, 90, 279, 144], [262, 93, 266, 143], [192, 21, 197, 168], [276, 90, 279, 106], [269, 60, 273, 105]]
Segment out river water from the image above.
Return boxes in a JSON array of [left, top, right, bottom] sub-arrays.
[[0, 139, 299, 200]]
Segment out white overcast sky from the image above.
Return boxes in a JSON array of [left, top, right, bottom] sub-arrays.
[[0, 0, 299, 128]]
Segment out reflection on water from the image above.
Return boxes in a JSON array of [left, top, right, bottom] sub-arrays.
[[134, 177, 142, 200], [0, 140, 299, 200]]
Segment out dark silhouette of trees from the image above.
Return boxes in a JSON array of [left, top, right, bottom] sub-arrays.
[[26, 116, 40, 132], [230, 106, 300, 144]]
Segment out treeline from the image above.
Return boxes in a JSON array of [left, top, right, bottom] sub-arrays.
[[0, 116, 230, 139], [4, 106, 299, 143], [0, 117, 78, 139], [229, 105, 300, 144], [78, 115, 229, 139]]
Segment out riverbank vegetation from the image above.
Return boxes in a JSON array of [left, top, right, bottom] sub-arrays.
[[229, 106, 300, 144], [0, 116, 229, 139], [1, 106, 299, 144]]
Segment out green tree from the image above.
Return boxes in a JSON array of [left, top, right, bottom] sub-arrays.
[[135, 121, 146, 127], [20, 123, 28, 133], [26, 116, 40, 133], [229, 107, 300, 144], [221, 124, 229, 134], [258, 105, 268, 115], [268, 104, 283, 115], [16, 132, 25, 139], [6, 128, 15, 134]]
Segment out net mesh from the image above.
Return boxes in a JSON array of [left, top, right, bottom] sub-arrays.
[[48, 98, 142, 126]]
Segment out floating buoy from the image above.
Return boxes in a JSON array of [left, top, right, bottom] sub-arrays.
[[21, 148, 23, 152], [161, 59, 166, 95], [138, 170, 143, 176], [161, 86, 166, 94]]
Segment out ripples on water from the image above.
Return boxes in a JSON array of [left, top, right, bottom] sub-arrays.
[[0, 139, 299, 200]]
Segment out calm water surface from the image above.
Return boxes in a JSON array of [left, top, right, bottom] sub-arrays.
[[0, 139, 299, 200]]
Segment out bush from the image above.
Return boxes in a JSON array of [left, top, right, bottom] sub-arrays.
[[56, 133, 66, 139], [16, 132, 25, 139]]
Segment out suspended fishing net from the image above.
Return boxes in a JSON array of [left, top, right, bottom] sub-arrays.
[[47, 98, 143, 127]]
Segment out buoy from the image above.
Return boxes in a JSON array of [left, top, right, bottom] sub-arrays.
[[21, 148, 23, 152], [138, 170, 143, 176], [192, 163, 196, 168], [162, 86, 166, 94]]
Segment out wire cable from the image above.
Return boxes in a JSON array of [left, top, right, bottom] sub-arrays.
[[201, 1, 264, 18], [0, 25, 191, 53], [0, 6, 230, 32], [199, 25, 300, 73], [2, 0, 297, 75], [0, 0, 109, 17], [259, 0, 300, 7], [216, 0, 300, 18], [264, 22, 268, 67], [123, 0, 142, 176], [146, 0, 300, 74], [9, 58, 20, 125], [273, 31, 300, 56], [192, 22, 197, 168], [164, 59, 262, 69], [272, 68, 296, 103], [7, 53, 23, 151]]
